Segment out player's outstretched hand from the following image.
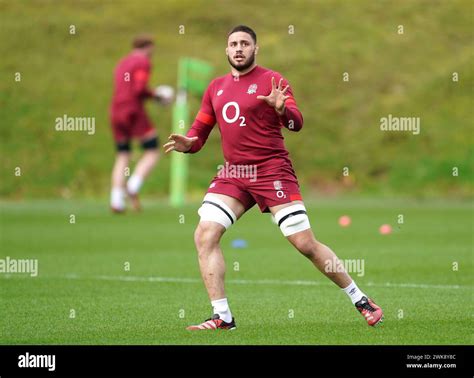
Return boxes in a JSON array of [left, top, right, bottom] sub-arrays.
[[163, 134, 198, 153], [257, 76, 290, 115]]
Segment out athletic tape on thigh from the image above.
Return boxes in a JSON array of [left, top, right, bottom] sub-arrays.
[[197, 194, 237, 229], [116, 141, 131, 152], [141, 136, 158, 150], [274, 204, 311, 237]]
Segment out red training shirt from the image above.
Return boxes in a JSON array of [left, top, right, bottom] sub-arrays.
[[185, 65, 303, 171]]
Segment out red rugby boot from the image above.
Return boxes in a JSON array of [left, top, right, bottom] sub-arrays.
[[186, 314, 236, 331], [355, 296, 383, 326]]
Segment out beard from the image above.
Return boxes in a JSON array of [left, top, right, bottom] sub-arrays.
[[227, 50, 256, 72]]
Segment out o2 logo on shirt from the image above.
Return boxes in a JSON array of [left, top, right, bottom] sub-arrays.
[[222, 101, 246, 127]]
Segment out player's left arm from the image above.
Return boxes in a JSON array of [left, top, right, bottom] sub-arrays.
[[257, 74, 303, 132]]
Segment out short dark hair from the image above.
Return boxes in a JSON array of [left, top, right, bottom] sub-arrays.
[[132, 34, 154, 49], [228, 25, 257, 44]]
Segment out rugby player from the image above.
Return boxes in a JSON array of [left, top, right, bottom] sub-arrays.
[[164, 25, 383, 330], [110, 34, 170, 212]]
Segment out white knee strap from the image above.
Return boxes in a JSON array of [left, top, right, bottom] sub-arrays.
[[274, 204, 310, 236], [198, 194, 237, 230]]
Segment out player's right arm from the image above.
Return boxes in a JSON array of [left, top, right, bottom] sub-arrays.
[[163, 82, 216, 154], [132, 60, 154, 99]]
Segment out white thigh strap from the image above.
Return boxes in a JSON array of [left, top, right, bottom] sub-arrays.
[[274, 204, 310, 237], [198, 194, 237, 230]]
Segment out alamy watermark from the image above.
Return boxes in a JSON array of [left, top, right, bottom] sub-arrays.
[[217, 162, 258, 182], [325, 258, 365, 277], [0, 256, 38, 277], [380, 114, 420, 135], [18, 353, 55, 371], [55, 114, 95, 135]]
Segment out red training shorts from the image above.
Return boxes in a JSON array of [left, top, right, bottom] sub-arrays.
[[110, 107, 154, 142], [206, 162, 303, 213]]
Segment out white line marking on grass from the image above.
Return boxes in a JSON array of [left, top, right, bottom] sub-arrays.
[[94, 275, 201, 284], [1, 273, 469, 290], [64, 274, 468, 290]]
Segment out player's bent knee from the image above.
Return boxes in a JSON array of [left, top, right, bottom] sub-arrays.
[[295, 238, 317, 258], [147, 149, 160, 162], [197, 194, 237, 231], [194, 222, 223, 253], [274, 203, 311, 237]]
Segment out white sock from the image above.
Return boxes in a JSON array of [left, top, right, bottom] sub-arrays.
[[110, 187, 126, 210], [127, 174, 143, 195], [342, 281, 366, 304], [211, 298, 232, 323]]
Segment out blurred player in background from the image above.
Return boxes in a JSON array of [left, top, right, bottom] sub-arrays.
[[109, 34, 172, 212], [164, 25, 383, 330]]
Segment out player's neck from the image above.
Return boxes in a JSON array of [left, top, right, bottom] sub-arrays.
[[131, 49, 149, 58], [230, 63, 258, 78]]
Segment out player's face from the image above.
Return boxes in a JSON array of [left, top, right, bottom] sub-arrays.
[[226, 32, 258, 72]]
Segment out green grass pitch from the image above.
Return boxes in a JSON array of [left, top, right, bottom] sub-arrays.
[[0, 198, 472, 345]]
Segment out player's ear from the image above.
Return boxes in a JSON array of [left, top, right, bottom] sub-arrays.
[[255, 45, 259, 55], [225, 47, 229, 56]]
